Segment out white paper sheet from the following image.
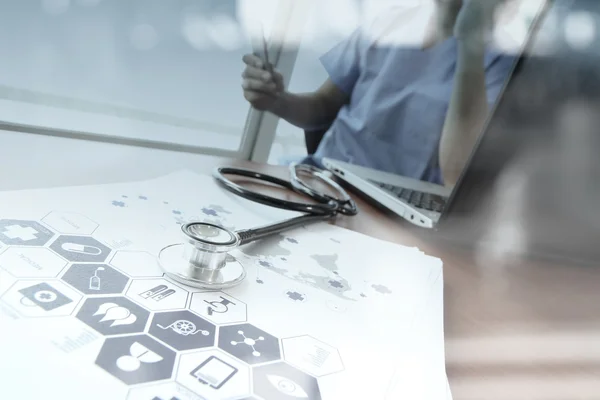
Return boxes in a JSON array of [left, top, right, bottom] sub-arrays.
[[0, 170, 449, 399]]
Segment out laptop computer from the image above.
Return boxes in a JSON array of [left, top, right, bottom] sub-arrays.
[[322, 0, 551, 230]]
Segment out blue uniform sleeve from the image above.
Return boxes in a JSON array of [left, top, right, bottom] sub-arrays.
[[319, 28, 363, 95], [485, 54, 517, 107]]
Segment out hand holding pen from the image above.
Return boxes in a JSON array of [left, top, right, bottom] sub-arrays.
[[241, 24, 284, 112]]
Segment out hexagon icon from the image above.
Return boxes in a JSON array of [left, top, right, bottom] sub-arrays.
[[282, 335, 344, 377], [127, 382, 200, 400], [0, 219, 55, 246], [189, 291, 247, 325], [0, 280, 81, 318], [76, 296, 150, 336], [126, 278, 188, 311], [253, 362, 322, 400], [61, 264, 129, 295], [109, 250, 163, 277], [176, 349, 251, 399], [218, 323, 281, 365], [42, 211, 98, 235], [49, 235, 111, 263], [149, 310, 216, 351], [0, 247, 67, 278], [96, 334, 176, 385]]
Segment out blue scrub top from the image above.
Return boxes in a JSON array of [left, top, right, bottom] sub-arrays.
[[306, 25, 515, 185]]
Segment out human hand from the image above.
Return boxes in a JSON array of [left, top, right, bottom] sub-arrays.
[[241, 54, 284, 111], [454, 0, 506, 48]]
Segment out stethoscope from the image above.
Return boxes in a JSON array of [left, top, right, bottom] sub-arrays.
[[158, 163, 357, 290]]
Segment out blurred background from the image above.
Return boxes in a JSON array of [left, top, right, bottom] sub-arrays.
[[0, 0, 538, 189]]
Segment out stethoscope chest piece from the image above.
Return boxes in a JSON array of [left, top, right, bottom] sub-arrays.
[[158, 222, 246, 290]]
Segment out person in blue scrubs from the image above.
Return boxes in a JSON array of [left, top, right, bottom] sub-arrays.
[[241, 0, 520, 187]]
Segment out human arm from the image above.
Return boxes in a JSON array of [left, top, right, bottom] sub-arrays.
[[241, 55, 349, 131], [439, 0, 507, 187], [439, 41, 489, 187], [242, 28, 363, 131]]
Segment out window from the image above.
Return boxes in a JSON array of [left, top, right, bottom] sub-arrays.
[[0, 0, 289, 158]]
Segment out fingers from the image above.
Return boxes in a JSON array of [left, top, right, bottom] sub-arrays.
[[242, 78, 278, 93], [242, 53, 264, 69], [242, 54, 279, 94], [242, 65, 272, 82]]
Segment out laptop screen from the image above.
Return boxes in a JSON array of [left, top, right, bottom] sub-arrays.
[[440, 0, 600, 264]]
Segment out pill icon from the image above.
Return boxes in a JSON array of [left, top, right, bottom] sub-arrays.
[[61, 242, 102, 255]]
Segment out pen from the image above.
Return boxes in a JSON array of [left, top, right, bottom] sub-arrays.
[[260, 24, 275, 76]]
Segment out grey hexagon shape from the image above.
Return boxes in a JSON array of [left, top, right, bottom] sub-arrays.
[[149, 310, 216, 351], [0, 219, 55, 246], [253, 362, 322, 400], [61, 263, 129, 295], [50, 235, 111, 263], [76, 296, 149, 336], [96, 334, 176, 385], [218, 323, 281, 365], [176, 348, 251, 399], [0, 280, 82, 318]]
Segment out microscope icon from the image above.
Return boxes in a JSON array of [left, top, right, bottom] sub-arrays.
[[204, 296, 236, 316]]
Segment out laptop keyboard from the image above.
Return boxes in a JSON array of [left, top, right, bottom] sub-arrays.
[[368, 180, 447, 213]]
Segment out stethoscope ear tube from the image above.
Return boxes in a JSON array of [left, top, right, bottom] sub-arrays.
[[212, 167, 339, 216], [289, 163, 358, 216]]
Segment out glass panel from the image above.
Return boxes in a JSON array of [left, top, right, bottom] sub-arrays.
[[267, 0, 544, 167], [0, 0, 279, 152], [267, 0, 393, 165]]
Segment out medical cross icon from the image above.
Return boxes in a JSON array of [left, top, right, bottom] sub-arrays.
[[2, 225, 39, 241]]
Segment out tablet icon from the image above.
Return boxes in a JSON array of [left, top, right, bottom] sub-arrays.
[[176, 350, 251, 399], [190, 355, 238, 389]]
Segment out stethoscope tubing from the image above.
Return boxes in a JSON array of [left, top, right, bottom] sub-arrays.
[[211, 165, 357, 246]]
